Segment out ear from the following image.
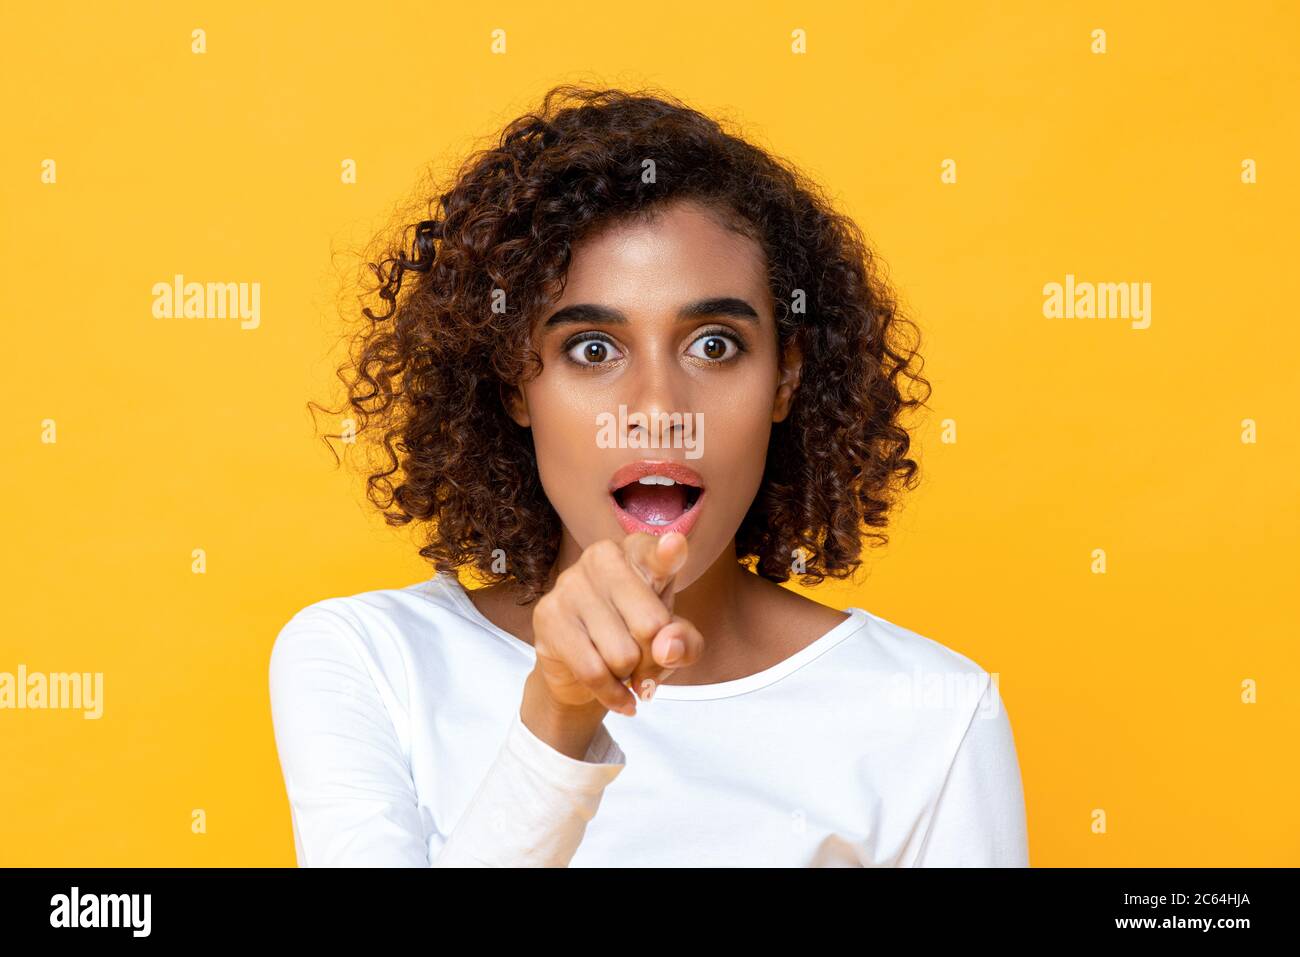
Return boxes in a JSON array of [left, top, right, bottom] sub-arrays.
[[501, 382, 530, 428], [772, 336, 803, 423]]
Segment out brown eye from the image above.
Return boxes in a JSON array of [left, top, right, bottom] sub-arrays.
[[565, 335, 624, 366], [687, 332, 740, 362]]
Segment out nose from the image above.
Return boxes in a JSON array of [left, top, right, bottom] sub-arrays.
[[623, 352, 691, 449]]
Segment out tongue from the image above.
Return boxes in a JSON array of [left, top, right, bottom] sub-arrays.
[[618, 483, 688, 525]]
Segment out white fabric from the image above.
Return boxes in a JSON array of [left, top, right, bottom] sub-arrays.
[[268, 573, 1029, 867]]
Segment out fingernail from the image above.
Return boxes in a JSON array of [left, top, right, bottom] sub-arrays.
[[639, 677, 656, 701], [663, 637, 684, 664]]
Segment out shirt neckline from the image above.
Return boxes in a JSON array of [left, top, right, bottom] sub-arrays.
[[428, 572, 870, 701]]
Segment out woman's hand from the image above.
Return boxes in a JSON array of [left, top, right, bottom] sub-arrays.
[[528, 531, 704, 719]]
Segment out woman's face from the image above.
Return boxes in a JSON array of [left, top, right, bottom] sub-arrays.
[[505, 198, 802, 590]]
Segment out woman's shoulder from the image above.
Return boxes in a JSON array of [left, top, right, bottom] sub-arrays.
[[267, 574, 496, 741], [828, 603, 1009, 726], [268, 574, 479, 690], [275, 573, 472, 639], [763, 579, 992, 681], [743, 575, 1000, 704], [853, 605, 992, 677], [842, 607, 1021, 818]]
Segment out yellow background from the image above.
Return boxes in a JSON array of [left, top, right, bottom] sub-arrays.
[[2, 0, 1296, 866]]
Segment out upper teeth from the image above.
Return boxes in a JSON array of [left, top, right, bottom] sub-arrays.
[[638, 475, 677, 486]]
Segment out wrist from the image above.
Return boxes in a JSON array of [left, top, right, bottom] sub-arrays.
[[521, 671, 608, 760]]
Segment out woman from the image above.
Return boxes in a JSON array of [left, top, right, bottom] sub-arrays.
[[269, 84, 1029, 867]]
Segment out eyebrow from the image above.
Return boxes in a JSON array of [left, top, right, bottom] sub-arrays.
[[542, 296, 761, 329]]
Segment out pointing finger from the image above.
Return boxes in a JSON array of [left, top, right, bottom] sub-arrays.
[[623, 531, 688, 597]]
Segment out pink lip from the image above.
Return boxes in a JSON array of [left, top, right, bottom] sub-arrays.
[[608, 459, 706, 538], [608, 459, 704, 492]]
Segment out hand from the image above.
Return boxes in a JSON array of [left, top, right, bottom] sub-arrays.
[[529, 531, 704, 717]]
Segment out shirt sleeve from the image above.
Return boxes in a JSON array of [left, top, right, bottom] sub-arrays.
[[434, 704, 625, 867], [912, 674, 1029, 867], [267, 605, 626, 868]]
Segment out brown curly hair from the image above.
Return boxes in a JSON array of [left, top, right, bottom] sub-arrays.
[[311, 83, 931, 605]]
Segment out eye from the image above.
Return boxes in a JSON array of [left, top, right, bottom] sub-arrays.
[[564, 334, 625, 367], [686, 330, 743, 362]]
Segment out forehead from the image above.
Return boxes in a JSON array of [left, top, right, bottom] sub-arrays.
[[551, 200, 770, 313]]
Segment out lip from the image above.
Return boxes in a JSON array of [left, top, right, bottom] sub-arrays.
[[607, 459, 704, 493], [607, 459, 706, 538]]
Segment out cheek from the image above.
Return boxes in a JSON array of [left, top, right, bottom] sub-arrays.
[[525, 379, 598, 453], [699, 368, 779, 458], [523, 382, 604, 514], [693, 390, 776, 531], [711, 418, 772, 515]]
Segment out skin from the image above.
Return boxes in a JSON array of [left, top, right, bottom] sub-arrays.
[[471, 197, 849, 755]]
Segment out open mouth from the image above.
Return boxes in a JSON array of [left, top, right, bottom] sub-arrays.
[[608, 461, 706, 536], [612, 480, 702, 526]]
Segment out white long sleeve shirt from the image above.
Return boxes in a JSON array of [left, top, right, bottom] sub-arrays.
[[268, 573, 1029, 867]]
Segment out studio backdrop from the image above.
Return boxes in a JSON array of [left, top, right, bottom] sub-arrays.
[[2, 0, 1296, 866]]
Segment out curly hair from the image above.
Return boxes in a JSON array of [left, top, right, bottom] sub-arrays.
[[311, 83, 931, 605]]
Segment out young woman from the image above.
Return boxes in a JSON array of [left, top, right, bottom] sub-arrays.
[[269, 84, 1029, 867]]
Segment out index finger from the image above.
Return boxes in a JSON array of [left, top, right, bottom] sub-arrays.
[[622, 531, 688, 603]]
